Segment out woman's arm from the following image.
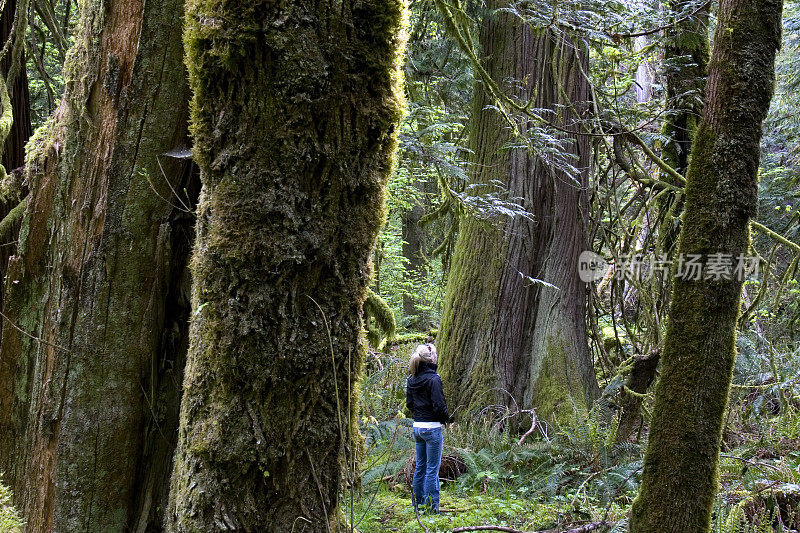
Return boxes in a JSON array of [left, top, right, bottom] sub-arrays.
[[430, 375, 450, 423]]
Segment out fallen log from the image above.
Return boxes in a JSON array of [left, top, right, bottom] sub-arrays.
[[452, 520, 612, 533]]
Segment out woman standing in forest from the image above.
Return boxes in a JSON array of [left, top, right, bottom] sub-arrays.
[[406, 338, 451, 513]]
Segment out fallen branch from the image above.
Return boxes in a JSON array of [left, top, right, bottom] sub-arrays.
[[517, 410, 538, 446], [452, 521, 612, 533], [452, 527, 523, 533], [562, 522, 612, 533], [412, 493, 429, 533]]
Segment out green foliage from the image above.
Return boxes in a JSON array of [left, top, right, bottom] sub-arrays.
[[361, 348, 412, 422], [361, 418, 415, 487], [372, 0, 473, 331], [0, 481, 23, 533], [25, 0, 76, 127], [354, 341, 800, 532]]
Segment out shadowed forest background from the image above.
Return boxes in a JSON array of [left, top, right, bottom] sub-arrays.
[[0, 0, 798, 531]]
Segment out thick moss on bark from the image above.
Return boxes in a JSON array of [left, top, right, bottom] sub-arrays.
[[167, 0, 405, 529], [0, 0, 194, 530], [437, 3, 598, 422], [630, 0, 783, 530]]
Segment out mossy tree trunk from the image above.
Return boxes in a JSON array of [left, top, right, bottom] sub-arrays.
[[0, 0, 31, 173], [0, 0, 196, 530], [167, 0, 405, 529], [437, 5, 598, 421], [630, 0, 783, 530]]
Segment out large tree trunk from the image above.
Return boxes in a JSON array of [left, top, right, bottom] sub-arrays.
[[0, 0, 195, 529], [167, 0, 405, 529], [630, 0, 783, 530], [437, 4, 598, 421]]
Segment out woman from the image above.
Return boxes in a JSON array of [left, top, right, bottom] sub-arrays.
[[405, 338, 450, 513]]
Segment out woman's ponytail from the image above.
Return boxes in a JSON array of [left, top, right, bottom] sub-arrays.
[[408, 352, 422, 376], [409, 343, 435, 376]]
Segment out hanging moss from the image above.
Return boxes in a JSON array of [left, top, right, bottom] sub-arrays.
[[364, 288, 397, 348]]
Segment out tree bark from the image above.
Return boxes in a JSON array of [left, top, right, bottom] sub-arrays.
[[167, 0, 405, 529], [661, 0, 710, 179], [630, 0, 783, 529], [657, 0, 710, 254], [0, 0, 32, 172], [437, 4, 598, 421], [0, 0, 195, 529], [615, 352, 659, 443], [402, 192, 430, 330]]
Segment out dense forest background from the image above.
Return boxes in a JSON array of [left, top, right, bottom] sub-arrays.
[[0, 0, 799, 531]]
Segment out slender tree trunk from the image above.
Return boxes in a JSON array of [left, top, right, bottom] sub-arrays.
[[437, 5, 598, 420], [661, 0, 710, 179], [617, 1, 710, 442], [658, 0, 710, 250], [167, 0, 405, 528], [402, 191, 430, 330], [630, 0, 783, 529], [0, 0, 195, 529]]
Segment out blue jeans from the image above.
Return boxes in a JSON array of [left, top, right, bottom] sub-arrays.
[[412, 426, 443, 513]]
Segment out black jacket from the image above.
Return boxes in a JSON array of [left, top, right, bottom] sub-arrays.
[[406, 362, 450, 423]]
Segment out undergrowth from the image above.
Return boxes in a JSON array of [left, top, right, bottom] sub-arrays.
[[0, 480, 23, 533], [355, 346, 800, 533]]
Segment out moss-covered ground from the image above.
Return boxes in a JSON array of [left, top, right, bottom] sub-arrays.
[[350, 485, 574, 532], [354, 346, 800, 533]]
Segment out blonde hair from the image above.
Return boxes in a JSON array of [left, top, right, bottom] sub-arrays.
[[408, 342, 437, 376]]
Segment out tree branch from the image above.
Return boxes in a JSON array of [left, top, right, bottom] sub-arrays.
[[452, 522, 612, 533]]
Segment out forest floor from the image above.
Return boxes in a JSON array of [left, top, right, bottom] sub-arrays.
[[351, 422, 800, 533], [355, 347, 800, 533], [351, 484, 613, 532], [2, 346, 799, 533]]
